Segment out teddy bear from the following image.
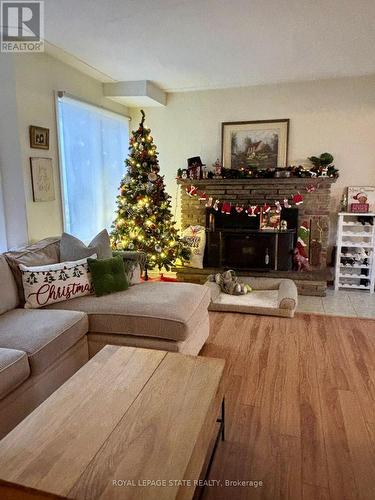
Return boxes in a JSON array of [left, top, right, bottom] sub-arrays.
[[208, 270, 252, 295]]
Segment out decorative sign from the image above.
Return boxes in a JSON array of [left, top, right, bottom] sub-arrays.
[[30, 157, 55, 202], [347, 186, 375, 213]]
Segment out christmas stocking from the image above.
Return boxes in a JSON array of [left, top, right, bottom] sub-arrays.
[[205, 196, 213, 208], [284, 198, 291, 208], [262, 203, 271, 214], [213, 199, 220, 211], [235, 204, 244, 213], [221, 202, 232, 215], [293, 192, 304, 205], [186, 185, 197, 197], [198, 191, 207, 201], [275, 201, 282, 213], [246, 205, 258, 217]]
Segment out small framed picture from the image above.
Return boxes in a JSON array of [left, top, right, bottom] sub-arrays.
[[260, 210, 281, 230], [30, 158, 55, 202], [29, 126, 49, 150]]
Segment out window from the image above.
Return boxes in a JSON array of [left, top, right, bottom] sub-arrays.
[[57, 95, 129, 242]]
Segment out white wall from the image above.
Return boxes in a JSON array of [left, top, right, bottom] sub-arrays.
[[0, 54, 29, 249], [13, 52, 129, 242], [130, 75, 375, 242]]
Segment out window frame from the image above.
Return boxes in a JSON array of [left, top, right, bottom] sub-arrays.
[[55, 92, 130, 238]]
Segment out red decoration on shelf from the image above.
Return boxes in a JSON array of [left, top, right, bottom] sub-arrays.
[[350, 203, 369, 213]]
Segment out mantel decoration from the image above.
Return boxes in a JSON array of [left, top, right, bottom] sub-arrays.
[[177, 153, 339, 181], [184, 183, 305, 217], [222, 119, 290, 170]]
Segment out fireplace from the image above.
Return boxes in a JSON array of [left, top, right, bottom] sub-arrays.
[[176, 177, 336, 296], [179, 177, 335, 269], [205, 207, 297, 271]]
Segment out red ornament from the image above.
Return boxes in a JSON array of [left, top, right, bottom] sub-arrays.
[[293, 193, 304, 205]]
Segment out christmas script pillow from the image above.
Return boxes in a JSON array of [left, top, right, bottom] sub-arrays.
[[182, 225, 206, 269], [19, 256, 96, 309]]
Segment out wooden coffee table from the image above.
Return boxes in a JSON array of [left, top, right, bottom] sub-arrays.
[[0, 345, 225, 500]]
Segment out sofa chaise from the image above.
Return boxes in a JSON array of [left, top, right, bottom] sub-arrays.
[[0, 238, 210, 438]]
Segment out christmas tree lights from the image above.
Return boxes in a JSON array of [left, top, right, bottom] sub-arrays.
[[111, 110, 190, 271]]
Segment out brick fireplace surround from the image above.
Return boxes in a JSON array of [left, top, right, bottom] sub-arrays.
[[176, 177, 337, 296]]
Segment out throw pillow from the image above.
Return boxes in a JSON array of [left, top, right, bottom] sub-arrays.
[[87, 255, 129, 297], [60, 229, 112, 262], [20, 256, 96, 309], [112, 251, 146, 284], [5, 237, 61, 305], [182, 225, 206, 269]]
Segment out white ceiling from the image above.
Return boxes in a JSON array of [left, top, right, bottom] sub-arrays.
[[44, 0, 375, 92]]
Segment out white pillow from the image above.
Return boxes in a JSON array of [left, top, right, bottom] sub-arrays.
[[182, 225, 206, 269], [19, 256, 96, 309], [129, 263, 142, 285]]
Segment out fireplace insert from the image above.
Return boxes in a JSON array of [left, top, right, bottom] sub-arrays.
[[204, 208, 297, 271]]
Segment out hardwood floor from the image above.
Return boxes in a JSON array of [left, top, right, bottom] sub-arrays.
[[201, 312, 375, 500]]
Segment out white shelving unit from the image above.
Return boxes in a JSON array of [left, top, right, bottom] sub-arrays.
[[335, 212, 375, 292]]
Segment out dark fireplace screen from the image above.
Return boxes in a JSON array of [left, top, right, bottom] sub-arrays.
[[204, 208, 298, 271]]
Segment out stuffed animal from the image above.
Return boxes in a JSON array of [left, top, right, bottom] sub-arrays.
[[208, 270, 252, 295], [293, 247, 311, 271]]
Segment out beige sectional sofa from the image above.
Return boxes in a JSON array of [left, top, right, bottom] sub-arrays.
[[0, 239, 210, 438]]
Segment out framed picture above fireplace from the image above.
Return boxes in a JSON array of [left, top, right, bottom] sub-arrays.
[[221, 119, 289, 170]]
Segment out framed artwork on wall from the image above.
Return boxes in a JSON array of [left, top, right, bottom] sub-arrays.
[[221, 119, 289, 170], [29, 125, 50, 150], [30, 157, 55, 202]]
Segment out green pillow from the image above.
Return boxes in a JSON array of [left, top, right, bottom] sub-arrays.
[[88, 255, 129, 297]]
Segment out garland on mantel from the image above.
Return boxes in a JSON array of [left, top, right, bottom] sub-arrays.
[[185, 184, 311, 216]]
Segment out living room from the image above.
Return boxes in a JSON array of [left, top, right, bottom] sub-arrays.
[[0, 1, 375, 499]]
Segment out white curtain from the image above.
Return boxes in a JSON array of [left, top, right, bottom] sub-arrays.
[[57, 95, 129, 242], [0, 169, 7, 252]]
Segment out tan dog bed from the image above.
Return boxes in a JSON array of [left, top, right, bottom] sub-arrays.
[[205, 277, 298, 318]]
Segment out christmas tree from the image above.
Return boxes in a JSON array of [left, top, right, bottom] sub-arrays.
[[111, 110, 190, 271]]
